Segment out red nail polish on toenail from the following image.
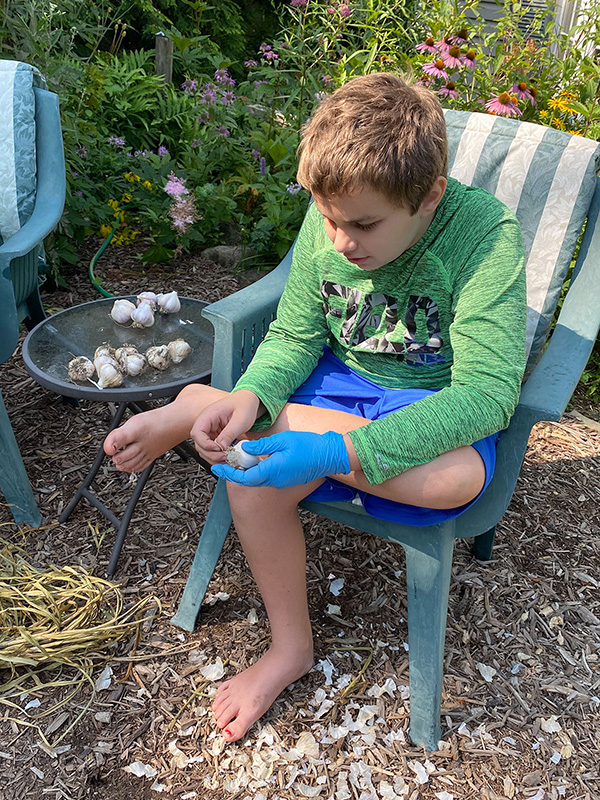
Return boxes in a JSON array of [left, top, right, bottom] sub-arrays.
[[224, 729, 233, 736], [113, 443, 118, 452]]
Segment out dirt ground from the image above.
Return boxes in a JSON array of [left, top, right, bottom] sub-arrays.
[[1, 241, 599, 800]]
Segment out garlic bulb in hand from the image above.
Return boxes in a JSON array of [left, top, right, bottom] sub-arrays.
[[97, 362, 124, 389], [225, 442, 261, 471], [167, 338, 191, 364], [157, 290, 181, 314], [146, 345, 171, 370], [110, 299, 135, 324], [137, 291, 158, 310], [67, 356, 95, 382], [131, 303, 155, 328]]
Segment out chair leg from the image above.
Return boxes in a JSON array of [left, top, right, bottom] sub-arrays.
[[473, 526, 496, 561], [0, 390, 42, 528], [403, 524, 455, 750], [171, 479, 232, 632]]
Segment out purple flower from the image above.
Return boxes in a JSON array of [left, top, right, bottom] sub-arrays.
[[252, 149, 261, 159], [416, 37, 437, 54], [245, 59, 258, 68], [158, 145, 169, 157], [254, 80, 270, 86], [485, 92, 522, 118], [191, 139, 203, 148], [321, 74, 334, 85], [216, 126, 231, 137], [259, 157, 267, 175], [181, 77, 197, 93], [286, 182, 302, 194], [214, 69, 236, 87], [198, 112, 210, 124], [264, 50, 279, 60], [76, 146, 88, 159], [107, 136, 127, 147], [221, 91, 236, 106], [290, 0, 307, 5], [168, 195, 199, 234], [164, 171, 189, 198], [259, 43, 272, 53], [339, 4, 351, 17], [438, 81, 459, 99], [201, 83, 217, 104], [510, 82, 537, 104], [442, 45, 463, 70], [134, 149, 151, 158], [422, 60, 448, 80]]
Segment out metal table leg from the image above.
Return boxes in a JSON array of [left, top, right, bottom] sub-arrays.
[[59, 400, 210, 576]]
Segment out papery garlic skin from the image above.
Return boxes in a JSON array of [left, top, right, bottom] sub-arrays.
[[95, 344, 116, 360], [167, 338, 191, 364], [131, 303, 155, 328], [157, 290, 181, 314], [123, 352, 147, 376], [114, 344, 139, 371], [67, 356, 95, 382], [137, 291, 158, 310], [225, 442, 260, 470], [97, 362, 124, 389], [93, 354, 121, 374], [110, 299, 135, 325], [146, 345, 171, 370]]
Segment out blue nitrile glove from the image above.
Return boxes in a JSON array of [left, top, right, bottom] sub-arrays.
[[211, 431, 351, 489]]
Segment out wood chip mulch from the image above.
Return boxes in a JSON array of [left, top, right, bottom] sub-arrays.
[[1, 240, 599, 800]]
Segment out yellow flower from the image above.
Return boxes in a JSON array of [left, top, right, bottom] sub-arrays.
[[539, 109, 549, 117], [99, 224, 112, 237], [121, 192, 132, 203], [108, 198, 120, 210], [124, 171, 141, 182], [548, 97, 574, 113], [142, 180, 153, 190], [551, 117, 566, 130], [568, 130, 584, 136]]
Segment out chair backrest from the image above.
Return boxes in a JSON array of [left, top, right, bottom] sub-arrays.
[[444, 109, 600, 373], [0, 60, 46, 246]]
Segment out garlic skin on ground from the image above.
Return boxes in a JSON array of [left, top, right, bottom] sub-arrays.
[[110, 299, 136, 325], [167, 338, 191, 364], [67, 356, 95, 382], [137, 291, 158, 310], [225, 442, 261, 470], [157, 290, 181, 314], [131, 303, 155, 328], [146, 345, 171, 370], [97, 362, 124, 389]]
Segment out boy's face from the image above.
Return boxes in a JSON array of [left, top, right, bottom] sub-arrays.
[[313, 185, 440, 271]]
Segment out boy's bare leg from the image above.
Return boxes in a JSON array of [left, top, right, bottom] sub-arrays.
[[103, 384, 228, 473], [212, 479, 320, 742]]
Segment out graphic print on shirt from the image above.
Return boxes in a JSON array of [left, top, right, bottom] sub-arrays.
[[321, 281, 445, 365]]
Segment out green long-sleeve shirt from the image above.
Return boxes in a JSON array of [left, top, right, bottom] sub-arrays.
[[234, 177, 527, 485]]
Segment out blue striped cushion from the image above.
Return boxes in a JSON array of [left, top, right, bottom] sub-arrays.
[[444, 109, 600, 372], [0, 60, 46, 246]]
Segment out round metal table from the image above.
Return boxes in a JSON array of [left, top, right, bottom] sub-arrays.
[[23, 296, 214, 575]]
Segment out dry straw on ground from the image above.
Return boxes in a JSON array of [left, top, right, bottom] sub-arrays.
[[0, 247, 599, 800]]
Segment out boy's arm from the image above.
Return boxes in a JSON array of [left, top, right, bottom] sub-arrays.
[[348, 217, 527, 486], [232, 204, 330, 425]]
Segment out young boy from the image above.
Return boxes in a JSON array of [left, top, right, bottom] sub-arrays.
[[105, 73, 526, 743]]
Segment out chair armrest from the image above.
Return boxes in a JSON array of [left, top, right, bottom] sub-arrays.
[[202, 247, 294, 390], [519, 177, 600, 422], [0, 89, 65, 265]]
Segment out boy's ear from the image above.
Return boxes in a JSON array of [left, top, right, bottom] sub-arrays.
[[419, 176, 447, 216]]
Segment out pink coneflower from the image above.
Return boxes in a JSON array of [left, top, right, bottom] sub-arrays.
[[434, 35, 453, 52], [510, 81, 537, 105], [449, 28, 469, 45], [423, 60, 448, 80], [443, 45, 463, 69], [416, 36, 438, 54], [439, 81, 459, 99], [485, 92, 522, 117], [462, 49, 477, 70]]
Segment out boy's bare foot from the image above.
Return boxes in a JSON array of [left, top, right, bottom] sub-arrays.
[[212, 645, 314, 742], [103, 405, 191, 473]]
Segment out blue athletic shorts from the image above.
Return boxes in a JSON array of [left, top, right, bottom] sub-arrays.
[[287, 347, 500, 526]]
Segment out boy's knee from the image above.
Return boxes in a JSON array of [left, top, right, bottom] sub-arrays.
[[429, 455, 485, 508]]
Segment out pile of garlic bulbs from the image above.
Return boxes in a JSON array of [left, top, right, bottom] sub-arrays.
[[67, 338, 191, 389], [110, 290, 182, 327]]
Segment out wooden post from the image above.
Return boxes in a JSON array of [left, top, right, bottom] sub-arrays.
[[155, 32, 173, 84]]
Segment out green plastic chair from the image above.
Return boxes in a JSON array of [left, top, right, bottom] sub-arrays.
[[0, 61, 66, 526], [171, 112, 600, 749]]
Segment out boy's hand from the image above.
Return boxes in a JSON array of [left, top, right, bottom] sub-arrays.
[[191, 391, 263, 463], [211, 431, 351, 488]]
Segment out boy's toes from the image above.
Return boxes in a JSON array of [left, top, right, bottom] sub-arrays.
[[104, 429, 127, 456], [221, 711, 256, 742]]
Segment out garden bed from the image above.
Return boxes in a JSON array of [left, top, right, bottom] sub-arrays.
[[0, 242, 599, 800]]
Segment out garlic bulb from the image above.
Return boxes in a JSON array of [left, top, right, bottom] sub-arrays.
[[95, 344, 116, 360], [110, 299, 136, 325], [225, 442, 260, 470], [157, 290, 181, 314], [131, 303, 155, 328], [93, 354, 120, 374], [137, 291, 158, 310], [146, 345, 171, 370], [97, 362, 124, 389], [67, 356, 95, 382], [114, 344, 138, 367], [122, 352, 147, 376], [167, 338, 191, 364]]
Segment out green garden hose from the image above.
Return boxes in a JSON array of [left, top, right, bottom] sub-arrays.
[[88, 224, 119, 298]]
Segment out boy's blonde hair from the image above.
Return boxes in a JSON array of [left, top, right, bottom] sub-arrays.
[[296, 73, 448, 215]]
